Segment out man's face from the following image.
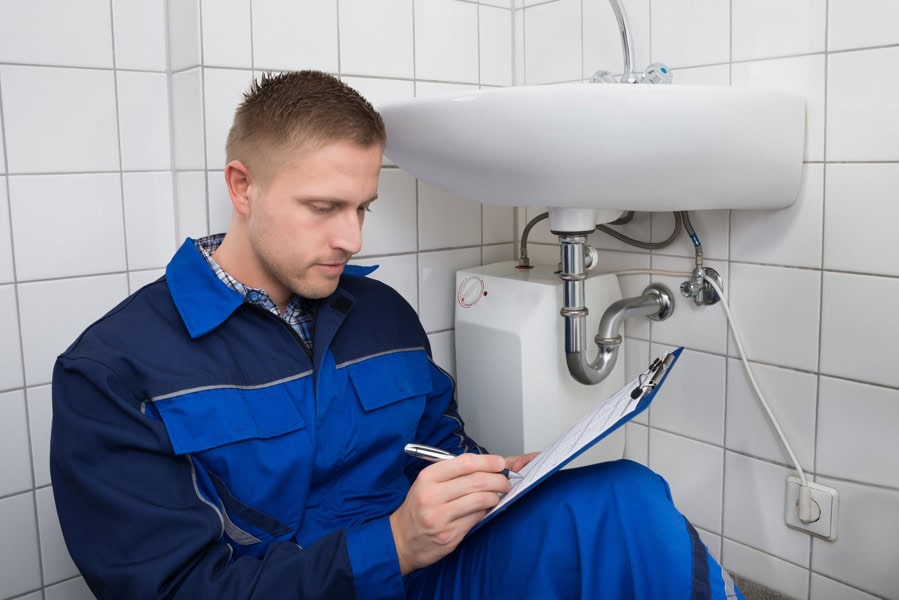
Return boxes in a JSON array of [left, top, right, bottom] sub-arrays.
[[244, 140, 382, 302]]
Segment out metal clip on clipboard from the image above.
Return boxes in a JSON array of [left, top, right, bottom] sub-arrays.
[[630, 352, 676, 400]]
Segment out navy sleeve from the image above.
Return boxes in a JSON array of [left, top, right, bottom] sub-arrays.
[[51, 356, 361, 600]]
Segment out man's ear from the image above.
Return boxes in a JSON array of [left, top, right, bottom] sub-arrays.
[[224, 160, 253, 216]]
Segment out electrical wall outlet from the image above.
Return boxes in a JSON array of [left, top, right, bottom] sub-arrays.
[[784, 476, 839, 541]]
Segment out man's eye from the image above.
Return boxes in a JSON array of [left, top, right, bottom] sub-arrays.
[[312, 204, 333, 213], [359, 205, 373, 213]]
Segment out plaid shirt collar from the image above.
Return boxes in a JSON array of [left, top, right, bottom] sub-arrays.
[[194, 234, 315, 353]]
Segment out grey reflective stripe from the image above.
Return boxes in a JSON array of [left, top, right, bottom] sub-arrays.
[[189, 458, 224, 538], [335, 346, 425, 369], [221, 504, 262, 546], [148, 370, 314, 402]]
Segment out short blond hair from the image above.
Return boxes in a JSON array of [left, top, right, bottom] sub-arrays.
[[225, 70, 386, 184]]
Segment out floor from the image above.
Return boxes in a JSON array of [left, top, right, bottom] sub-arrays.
[[733, 575, 797, 600]]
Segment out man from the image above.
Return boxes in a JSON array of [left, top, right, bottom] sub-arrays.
[[52, 70, 741, 599]]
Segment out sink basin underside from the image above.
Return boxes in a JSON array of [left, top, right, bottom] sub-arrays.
[[378, 84, 806, 212]]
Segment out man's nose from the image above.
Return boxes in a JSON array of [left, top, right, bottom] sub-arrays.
[[332, 210, 363, 254]]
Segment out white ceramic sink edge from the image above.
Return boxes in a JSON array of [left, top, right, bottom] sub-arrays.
[[378, 83, 806, 213]]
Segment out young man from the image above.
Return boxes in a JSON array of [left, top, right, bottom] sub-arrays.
[[51, 70, 741, 599]]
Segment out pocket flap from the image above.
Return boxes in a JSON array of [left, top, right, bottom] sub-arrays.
[[348, 350, 434, 412], [154, 383, 307, 455]]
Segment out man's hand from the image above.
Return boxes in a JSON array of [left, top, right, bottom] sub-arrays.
[[389, 453, 511, 575]]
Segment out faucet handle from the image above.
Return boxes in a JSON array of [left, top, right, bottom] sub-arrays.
[[589, 70, 617, 84], [639, 63, 673, 84]]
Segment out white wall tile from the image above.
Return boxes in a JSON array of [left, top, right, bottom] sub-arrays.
[[725, 358, 816, 471], [480, 5, 513, 86], [117, 71, 172, 171], [820, 272, 899, 389], [203, 68, 254, 170], [0, 285, 23, 391], [0, 66, 119, 174], [652, 209, 729, 261], [817, 377, 899, 488], [722, 538, 810, 599], [482, 0, 512, 7], [201, 0, 252, 68], [0, 0, 113, 68], [648, 346, 725, 446], [732, 0, 825, 61], [37, 487, 79, 584], [827, 47, 899, 162], [414, 81, 479, 97], [0, 390, 32, 496], [731, 54, 826, 162], [0, 181, 13, 283], [354, 253, 419, 313], [45, 577, 95, 600], [9, 174, 126, 280], [697, 529, 721, 564], [415, 0, 479, 83], [623, 422, 648, 464], [648, 255, 729, 355], [811, 574, 882, 600], [671, 64, 729, 85], [0, 492, 41, 598], [428, 330, 456, 378], [171, 68, 206, 170], [722, 452, 811, 567], [651, 0, 730, 68], [175, 171, 209, 241], [483, 204, 514, 244], [346, 77, 416, 109], [828, 0, 899, 51], [812, 476, 899, 598], [112, 0, 168, 71], [168, 0, 202, 71], [481, 243, 513, 265], [418, 247, 481, 332], [252, 0, 339, 72], [128, 268, 165, 293], [0, 108, 6, 173], [123, 172, 176, 270], [206, 171, 232, 235], [731, 163, 823, 269], [583, 0, 650, 80], [523, 0, 581, 84], [27, 385, 52, 488], [513, 8, 525, 85], [418, 182, 482, 251], [358, 169, 417, 257], [339, 0, 415, 79], [726, 263, 820, 372], [824, 163, 899, 277], [18, 274, 129, 386], [649, 429, 723, 533]]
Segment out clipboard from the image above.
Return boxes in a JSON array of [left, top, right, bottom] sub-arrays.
[[469, 346, 683, 534]]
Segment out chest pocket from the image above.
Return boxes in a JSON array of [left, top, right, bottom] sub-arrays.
[[152, 376, 314, 555], [343, 350, 433, 457]]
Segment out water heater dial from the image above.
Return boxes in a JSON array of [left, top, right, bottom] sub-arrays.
[[457, 276, 486, 308]]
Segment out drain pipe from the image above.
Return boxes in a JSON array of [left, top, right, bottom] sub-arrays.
[[559, 234, 675, 385]]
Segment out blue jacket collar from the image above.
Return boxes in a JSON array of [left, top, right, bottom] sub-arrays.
[[166, 238, 244, 339], [165, 238, 380, 339]]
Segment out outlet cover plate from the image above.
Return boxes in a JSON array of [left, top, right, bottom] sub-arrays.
[[784, 476, 839, 541]]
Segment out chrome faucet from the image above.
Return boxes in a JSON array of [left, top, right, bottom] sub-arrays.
[[591, 0, 673, 85]]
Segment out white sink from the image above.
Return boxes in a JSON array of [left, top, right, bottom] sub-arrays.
[[378, 83, 806, 215]]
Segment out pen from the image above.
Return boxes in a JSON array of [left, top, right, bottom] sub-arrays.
[[404, 443, 523, 479]]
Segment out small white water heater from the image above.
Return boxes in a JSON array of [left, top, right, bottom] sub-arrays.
[[454, 261, 626, 466]]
